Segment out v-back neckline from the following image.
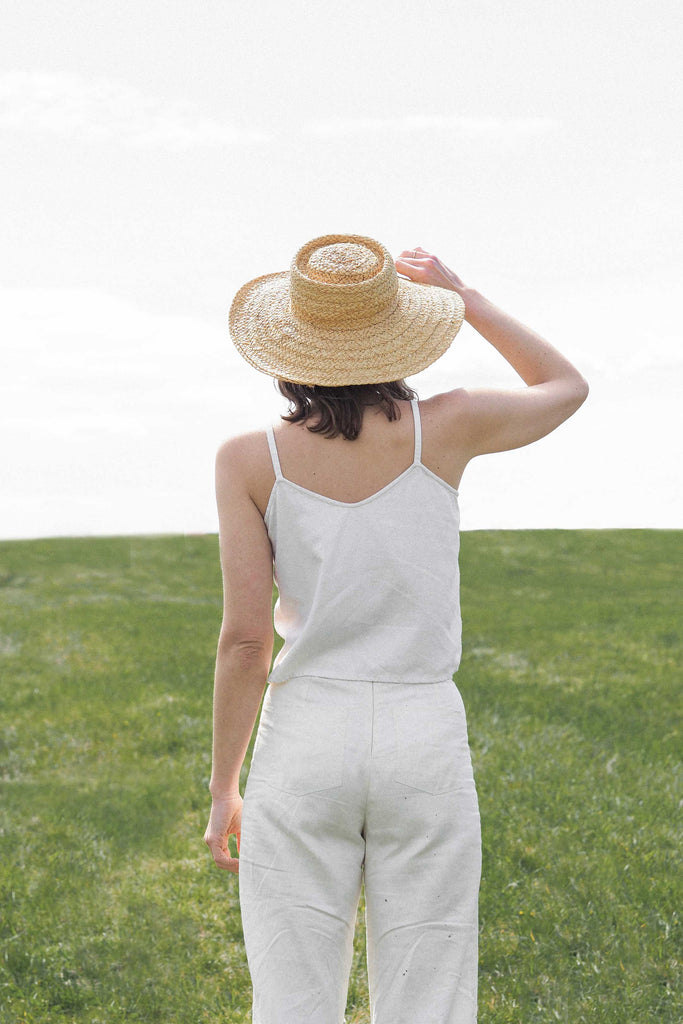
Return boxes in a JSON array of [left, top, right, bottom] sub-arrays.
[[272, 463, 419, 508], [265, 398, 422, 505]]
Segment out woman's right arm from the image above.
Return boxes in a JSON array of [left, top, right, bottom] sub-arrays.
[[395, 248, 589, 457]]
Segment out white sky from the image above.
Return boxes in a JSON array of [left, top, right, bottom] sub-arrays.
[[1, 0, 681, 538]]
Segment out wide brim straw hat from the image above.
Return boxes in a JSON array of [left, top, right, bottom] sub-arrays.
[[228, 233, 466, 386]]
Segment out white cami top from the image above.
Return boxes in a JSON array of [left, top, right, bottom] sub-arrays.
[[264, 398, 462, 685]]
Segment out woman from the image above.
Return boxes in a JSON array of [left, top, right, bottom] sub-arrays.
[[203, 233, 589, 1023]]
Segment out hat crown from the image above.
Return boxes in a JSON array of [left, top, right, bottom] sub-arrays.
[[305, 242, 380, 285], [290, 234, 398, 330]]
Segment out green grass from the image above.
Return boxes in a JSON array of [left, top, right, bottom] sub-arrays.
[[0, 530, 680, 1023]]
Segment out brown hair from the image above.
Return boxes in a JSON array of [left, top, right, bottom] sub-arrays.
[[275, 380, 418, 441]]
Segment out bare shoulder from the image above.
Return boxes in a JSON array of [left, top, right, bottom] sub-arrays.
[[215, 429, 270, 485], [419, 389, 475, 444], [216, 428, 271, 459], [414, 390, 474, 489], [420, 389, 470, 416]]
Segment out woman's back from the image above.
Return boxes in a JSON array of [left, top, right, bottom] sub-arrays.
[[263, 397, 464, 686], [249, 394, 469, 518]]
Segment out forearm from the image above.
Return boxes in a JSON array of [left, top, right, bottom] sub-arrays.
[[209, 641, 271, 798], [460, 286, 588, 391]]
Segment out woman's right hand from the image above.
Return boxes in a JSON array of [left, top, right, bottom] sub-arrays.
[[395, 247, 468, 295], [204, 793, 242, 873]]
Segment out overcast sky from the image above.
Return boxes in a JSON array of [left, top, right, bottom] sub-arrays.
[[1, 0, 681, 538]]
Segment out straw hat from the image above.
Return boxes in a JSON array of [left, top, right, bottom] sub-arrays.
[[228, 233, 466, 386]]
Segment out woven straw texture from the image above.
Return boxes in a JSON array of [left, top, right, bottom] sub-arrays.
[[228, 233, 466, 386]]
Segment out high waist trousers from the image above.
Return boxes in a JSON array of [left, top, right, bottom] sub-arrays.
[[238, 675, 482, 1024]]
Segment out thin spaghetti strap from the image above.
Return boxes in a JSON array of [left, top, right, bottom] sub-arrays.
[[266, 426, 283, 479], [411, 398, 422, 464]]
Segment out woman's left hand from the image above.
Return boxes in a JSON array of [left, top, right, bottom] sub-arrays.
[[204, 794, 243, 873]]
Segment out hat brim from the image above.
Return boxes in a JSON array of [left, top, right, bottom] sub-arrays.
[[228, 271, 466, 386]]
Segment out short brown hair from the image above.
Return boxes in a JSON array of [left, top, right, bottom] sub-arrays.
[[275, 380, 418, 441]]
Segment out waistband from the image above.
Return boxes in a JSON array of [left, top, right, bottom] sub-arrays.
[[268, 673, 456, 688]]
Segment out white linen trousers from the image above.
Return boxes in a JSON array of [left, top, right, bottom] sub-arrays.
[[238, 674, 481, 1024]]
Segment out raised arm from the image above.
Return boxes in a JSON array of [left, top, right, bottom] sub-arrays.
[[395, 248, 589, 457]]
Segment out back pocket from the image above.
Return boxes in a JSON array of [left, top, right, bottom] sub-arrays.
[[392, 696, 473, 795], [249, 682, 349, 796]]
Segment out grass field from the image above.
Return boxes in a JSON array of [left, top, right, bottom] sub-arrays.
[[0, 529, 680, 1023]]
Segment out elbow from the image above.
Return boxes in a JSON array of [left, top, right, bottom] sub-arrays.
[[568, 374, 589, 410], [217, 632, 273, 669]]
